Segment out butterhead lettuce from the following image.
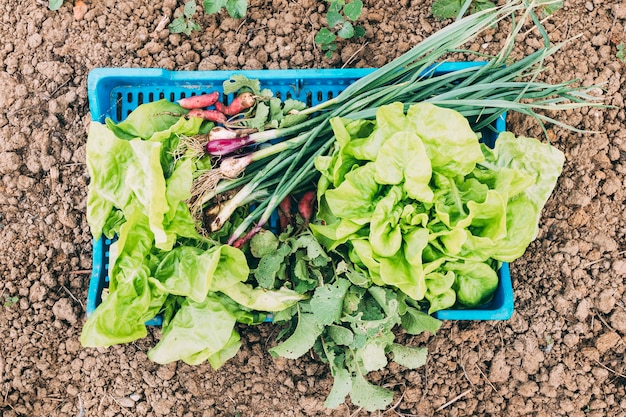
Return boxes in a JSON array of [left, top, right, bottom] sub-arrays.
[[83, 101, 303, 367], [314, 103, 564, 312]]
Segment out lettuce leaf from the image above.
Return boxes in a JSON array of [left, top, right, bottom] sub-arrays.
[[81, 209, 167, 346], [315, 102, 565, 311], [147, 294, 241, 366], [105, 99, 187, 140], [407, 102, 484, 176]]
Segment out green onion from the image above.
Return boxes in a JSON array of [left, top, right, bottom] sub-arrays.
[[199, 0, 604, 243]]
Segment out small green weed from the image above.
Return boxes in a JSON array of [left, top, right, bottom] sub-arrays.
[[431, 0, 495, 20], [314, 0, 365, 58], [540, 0, 563, 17], [169, 0, 202, 35], [3, 294, 18, 308], [617, 43, 626, 61], [169, 0, 247, 35], [204, 0, 248, 19], [432, 0, 562, 20]]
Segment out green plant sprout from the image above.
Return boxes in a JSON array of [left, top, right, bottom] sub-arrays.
[[204, 0, 248, 19], [3, 294, 18, 308], [169, 0, 247, 36], [432, 0, 562, 20], [314, 0, 365, 58], [169, 0, 202, 35], [431, 0, 496, 20], [617, 43, 626, 61]]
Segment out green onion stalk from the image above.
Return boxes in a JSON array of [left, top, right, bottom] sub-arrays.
[[204, 0, 604, 245]]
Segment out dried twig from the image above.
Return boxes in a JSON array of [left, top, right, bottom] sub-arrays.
[[76, 394, 85, 417], [459, 348, 475, 387], [496, 322, 505, 346], [154, 15, 170, 33], [6, 77, 72, 116], [341, 42, 369, 69], [44, 396, 64, 402], [593, 359, 626, 379], [349, 405, 363, 417], [236, 18, 248, 34], [435, 389, 471, 412], [383, 382, 407, 414], [591, 308, 615, 332], [475, 364, 503, 399], [582, 250, 626, 269], [108, 395, 133, 417], [61, 285, 85, 311]]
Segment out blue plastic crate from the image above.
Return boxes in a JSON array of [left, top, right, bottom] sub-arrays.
[[86, 66, 514, 322]]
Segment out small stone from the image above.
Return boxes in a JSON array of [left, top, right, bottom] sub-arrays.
[[52, 298, 78, 324], [595, 332, 621, 354], [585, 2, 593, 12], [517, 381, 539, 397], [609, 310, 626, 333], [612, 260, 626, 277], [115, 397, 135, 408], [596, 289, 616, 314], [575, 298, 591, 322], [156, 363, 177, 381], [28, 33, 43, 49], [129, 393, 141, 402], [0, 152, 21, 174], [614, 4, 626, 19]]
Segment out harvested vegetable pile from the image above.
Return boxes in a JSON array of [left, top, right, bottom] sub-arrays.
[[81, 1, 603, 412]]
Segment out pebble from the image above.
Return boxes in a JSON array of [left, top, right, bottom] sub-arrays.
[[517, 381, 539, 397], [609, 310, 626, 333], [51, 297, 78, 324], [612, 259, 626, 277], [596, 289, 616, 314], [585, 2, 594, 11], [615, 4, 626, 19], [156, 363, 177, 381], [595, 332, 621, 353], [115, 396, 136, 408]]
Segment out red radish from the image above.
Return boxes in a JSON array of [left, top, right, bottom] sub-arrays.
[[231, 224, 263, 248], [187, 109, 227, 124], [297, 191, 316, 225], [278, 196, 293, 231], [216, 92, 256, 116], [206, 136, 255, 156], [177, 91, 220, 109]]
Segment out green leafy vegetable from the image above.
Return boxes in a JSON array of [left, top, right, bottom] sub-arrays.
[[83, 102, 298, 370], [48, 0, 63, 11], [168, 0, 202, 36], [315, 102, 564, 312], [315, 0, 365, 58]]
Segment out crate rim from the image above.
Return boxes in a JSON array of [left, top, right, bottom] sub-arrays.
[[86, 65, 514, 322]]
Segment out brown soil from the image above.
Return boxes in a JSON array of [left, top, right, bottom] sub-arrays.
[[1, 0, 625, 416]]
